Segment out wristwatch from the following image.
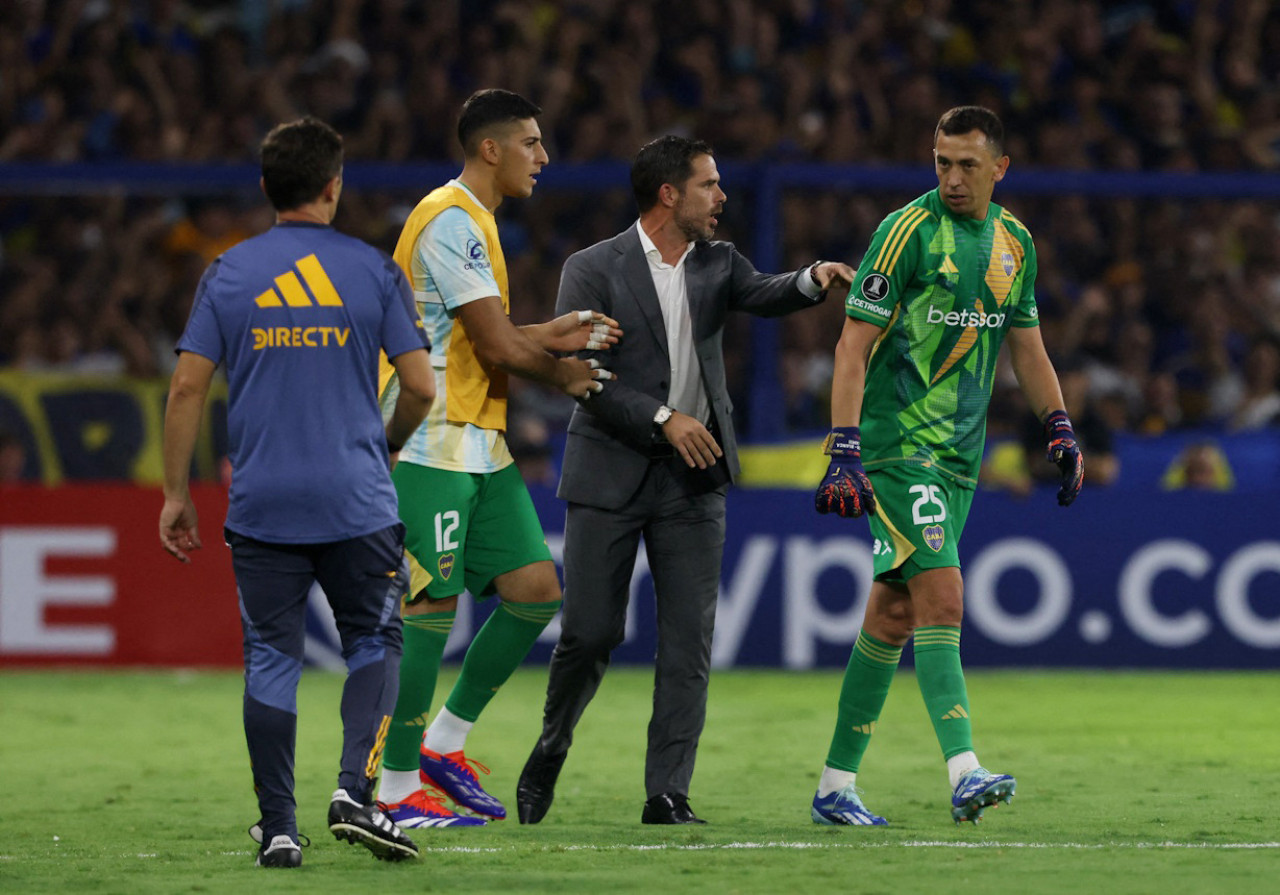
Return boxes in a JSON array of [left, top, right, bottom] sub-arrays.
[[809, 261, 826, 288], [653, 404, 674, 427]]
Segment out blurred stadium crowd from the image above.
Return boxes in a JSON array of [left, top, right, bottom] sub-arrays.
[[2, 0, 1279, 485]]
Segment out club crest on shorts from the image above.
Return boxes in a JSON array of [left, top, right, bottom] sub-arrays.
[[922, 525, 945, 552], [437, 552, 455, 580]]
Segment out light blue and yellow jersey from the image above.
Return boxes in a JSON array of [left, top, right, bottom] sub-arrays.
[[381, 180, 514, 474]]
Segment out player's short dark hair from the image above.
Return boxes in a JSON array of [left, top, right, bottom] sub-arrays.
[[259, 117, 343, 212], [935, 106, 1005, 156], [631, 136, 715, 213], [457, 89, 542, 156]]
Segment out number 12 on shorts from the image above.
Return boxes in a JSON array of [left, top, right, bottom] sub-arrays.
[[434, 510, 460, 552]]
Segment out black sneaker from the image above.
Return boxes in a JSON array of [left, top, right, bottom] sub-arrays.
[[327, 789, 418, 861], [256, 834, 302, 868]]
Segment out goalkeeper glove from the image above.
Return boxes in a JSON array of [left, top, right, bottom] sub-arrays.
[[1044, 409, 1084, 507], [814, 426, 876, 518]]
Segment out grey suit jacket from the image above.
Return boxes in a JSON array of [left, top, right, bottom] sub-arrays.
[[554, 225, 823, 510]]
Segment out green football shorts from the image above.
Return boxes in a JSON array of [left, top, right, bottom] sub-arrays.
[[865, 463, 975, 582], [391, 461, 552, 601]]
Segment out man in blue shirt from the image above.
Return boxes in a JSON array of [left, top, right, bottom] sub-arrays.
[[159, 117, 435, 868]]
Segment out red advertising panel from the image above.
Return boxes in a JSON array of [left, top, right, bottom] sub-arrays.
[[0, 485, 241, 667]]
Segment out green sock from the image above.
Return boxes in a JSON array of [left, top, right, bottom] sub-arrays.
[[825, 630, 903, 772], [383, 611, 454, 772], [913, 625, 974, 761], [444, 600, 561, 723]]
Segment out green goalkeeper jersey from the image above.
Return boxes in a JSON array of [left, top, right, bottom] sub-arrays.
[[844, 188, 1040, 487]]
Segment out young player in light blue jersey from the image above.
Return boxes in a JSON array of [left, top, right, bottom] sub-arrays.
[[375, 89, 621, 828]]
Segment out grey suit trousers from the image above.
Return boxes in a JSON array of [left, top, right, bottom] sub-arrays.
[[539, 456, 727, 798]]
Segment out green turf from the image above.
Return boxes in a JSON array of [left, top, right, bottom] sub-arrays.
[[3, 667, 1278, 894]]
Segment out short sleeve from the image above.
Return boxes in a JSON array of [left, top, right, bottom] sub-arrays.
[[381, 257, 431, 359], [1010, 238, 1040, 328], [175, 259, 225, 363], [845, 206, 930, 327], [415, 207, 501, 310]]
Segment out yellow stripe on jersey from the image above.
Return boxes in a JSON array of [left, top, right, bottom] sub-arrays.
[[1000, 209, 1032, 239], [931, 331, 979, 386], [254, 289, 281, 308], [874, 206, 925, 270], [931, 299, 983, 386], [985, 219, 1024, 308], [296, 254, 344, 306], [274, 271, 313, 307], [873, 207, 924, 270], [877, 206, 931, 276]]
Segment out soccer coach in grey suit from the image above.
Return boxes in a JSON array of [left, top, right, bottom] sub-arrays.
[[517, 135, 855, 825]]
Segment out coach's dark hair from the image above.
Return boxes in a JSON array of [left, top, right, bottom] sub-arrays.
[[457, 89, 542, 156], [935, 106, 1005, 156], [631, 136, 715, 213], [260, 117, 343, 211]]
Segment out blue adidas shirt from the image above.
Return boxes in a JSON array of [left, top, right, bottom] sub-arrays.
[[177, 222, 429, 543]]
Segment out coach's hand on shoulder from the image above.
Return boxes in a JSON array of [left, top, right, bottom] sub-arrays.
[[661, 412, 723, 470], [809, 261, 857, 294], [1043, 409, 1084, 507], [556, 356, 614, 398], [543, 309, 624, 353], [814, 426, 876, 518]]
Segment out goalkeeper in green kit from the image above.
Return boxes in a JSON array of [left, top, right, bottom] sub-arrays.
[[810, 106, 1084, 826]]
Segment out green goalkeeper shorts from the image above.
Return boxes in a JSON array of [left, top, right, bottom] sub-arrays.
[[865, 463, 975, 583], [392, 461, 552, 601]]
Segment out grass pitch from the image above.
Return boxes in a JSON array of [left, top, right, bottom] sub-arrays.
[[3, 667, 1278, 894]]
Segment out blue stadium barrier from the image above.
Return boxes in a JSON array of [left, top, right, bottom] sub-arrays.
[[301, 483, 1279, 671]]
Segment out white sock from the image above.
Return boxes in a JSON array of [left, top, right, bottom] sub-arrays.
[[423, 707, 473, 755], [817, 766, 857, 798], [377, 769, 420, 804], [947, 751, 980, 789]]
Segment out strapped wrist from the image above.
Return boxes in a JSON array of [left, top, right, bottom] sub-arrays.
[[823, 425, 861, 457], [1044, 409, 1074, 440]]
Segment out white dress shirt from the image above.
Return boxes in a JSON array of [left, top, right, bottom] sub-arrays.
[[634, 221, 823, 427], [636, 221, 709, 425]]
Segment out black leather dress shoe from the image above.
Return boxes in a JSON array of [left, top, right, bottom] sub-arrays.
[[641, 792, 706, 825], [516, 742, 566, 824]]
